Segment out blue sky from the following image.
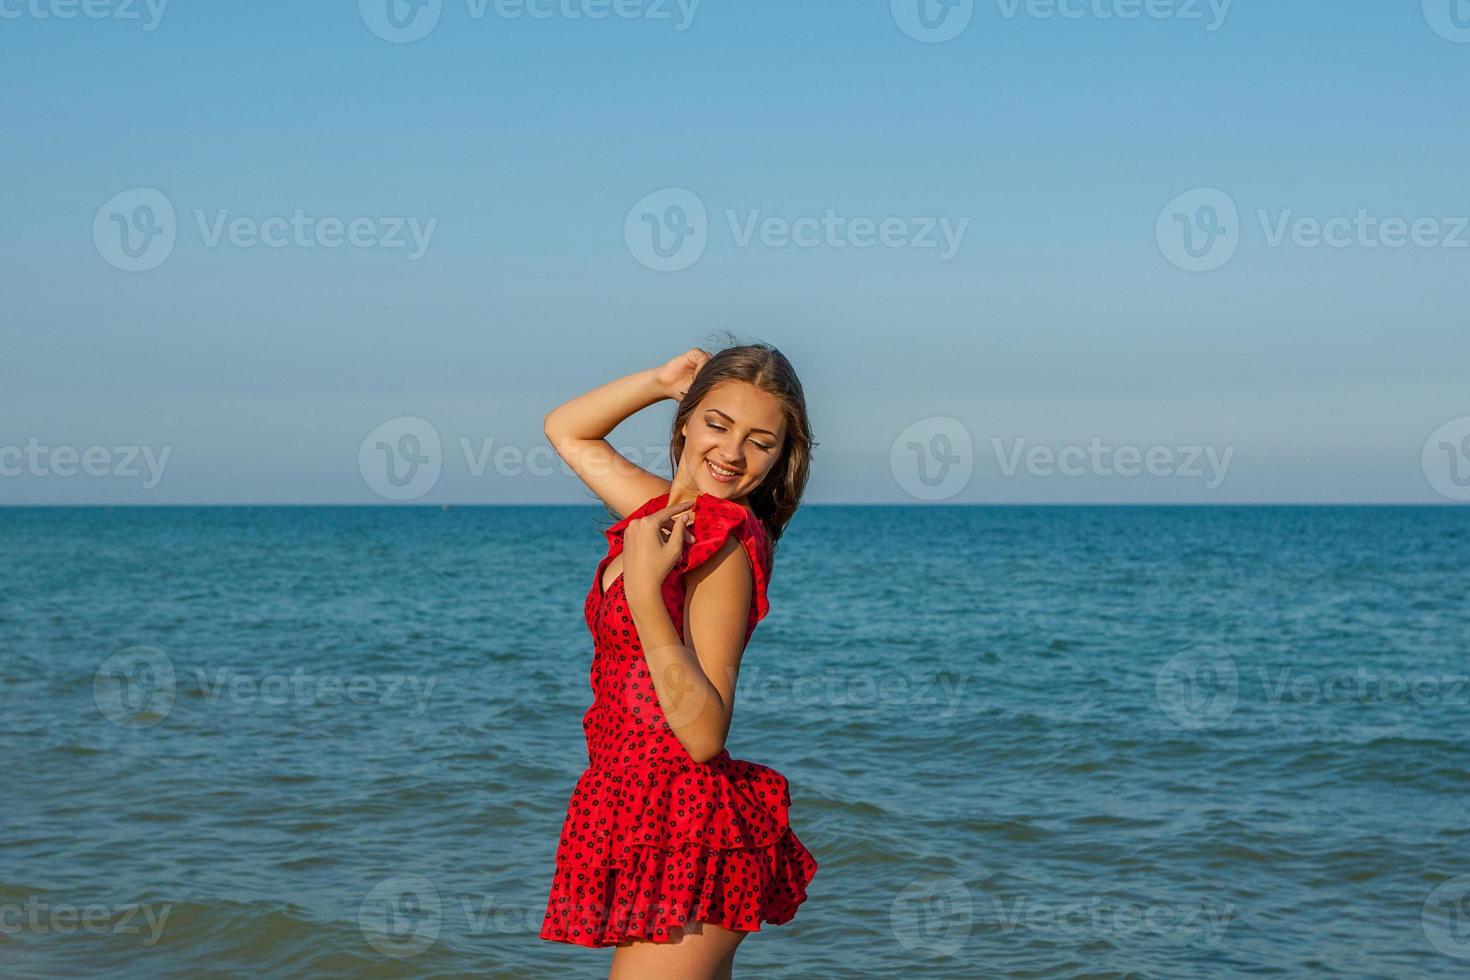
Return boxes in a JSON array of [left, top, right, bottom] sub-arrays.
[[3, 0, 1469, 504]]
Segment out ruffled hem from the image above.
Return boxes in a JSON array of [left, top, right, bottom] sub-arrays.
[[539, 826, 818, 947], [553, 755, 793, 866]]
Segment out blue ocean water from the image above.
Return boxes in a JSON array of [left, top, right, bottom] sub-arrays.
[[3, 505, 1469, 978]]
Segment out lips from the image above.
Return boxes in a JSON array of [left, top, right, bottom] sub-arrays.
[[705, 458, 741, 484]]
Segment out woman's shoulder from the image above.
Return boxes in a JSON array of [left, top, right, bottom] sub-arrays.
[[690, 493, 767, 555], [685, 493, 772, 623], [601, 485, 672, 543], [589, 472, 674, 526]]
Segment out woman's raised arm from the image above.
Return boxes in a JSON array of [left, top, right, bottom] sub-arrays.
[[542, 349, 709, 517]]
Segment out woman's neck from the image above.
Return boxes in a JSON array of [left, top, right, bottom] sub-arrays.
[[667, 474, 750, 515]]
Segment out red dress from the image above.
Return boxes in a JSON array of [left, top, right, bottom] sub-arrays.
[[539, 490, 819, 947]]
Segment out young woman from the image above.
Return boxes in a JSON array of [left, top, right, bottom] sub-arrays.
[[538, 342, 819, 979]]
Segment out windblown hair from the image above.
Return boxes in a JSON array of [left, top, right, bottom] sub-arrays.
[[670, 338, 814, 551]]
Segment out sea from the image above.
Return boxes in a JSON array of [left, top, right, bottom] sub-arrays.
[[3, 505, 1469, 978]]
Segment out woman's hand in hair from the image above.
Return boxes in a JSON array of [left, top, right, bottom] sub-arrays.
[[653, 348, 711, 401]]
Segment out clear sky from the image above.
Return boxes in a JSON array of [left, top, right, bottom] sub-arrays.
[[3, 0, 1468, 504]]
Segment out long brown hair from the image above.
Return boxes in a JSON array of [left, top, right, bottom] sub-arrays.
[[670, 338, 814, 551]]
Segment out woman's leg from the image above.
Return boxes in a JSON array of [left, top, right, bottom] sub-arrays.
[[607, 919, 748, 980]]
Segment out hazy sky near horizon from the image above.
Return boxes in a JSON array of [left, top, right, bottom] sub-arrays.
[[4, 1, 1469, 504]]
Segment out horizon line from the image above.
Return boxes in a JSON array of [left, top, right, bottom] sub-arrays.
[[1, 501, 1465, 509]]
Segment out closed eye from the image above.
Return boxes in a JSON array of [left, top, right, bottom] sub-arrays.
[[706, 420, 774, 452]]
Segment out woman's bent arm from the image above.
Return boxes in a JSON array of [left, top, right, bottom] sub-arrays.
[[544, 349, 710, 518], [625, 534, 753, 764], [543, 367, 672, 518]]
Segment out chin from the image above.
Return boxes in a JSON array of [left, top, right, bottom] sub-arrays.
[[693, 457, 746, 497]]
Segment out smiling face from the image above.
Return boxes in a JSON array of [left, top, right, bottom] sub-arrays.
[[677, 381, 788, 503]]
